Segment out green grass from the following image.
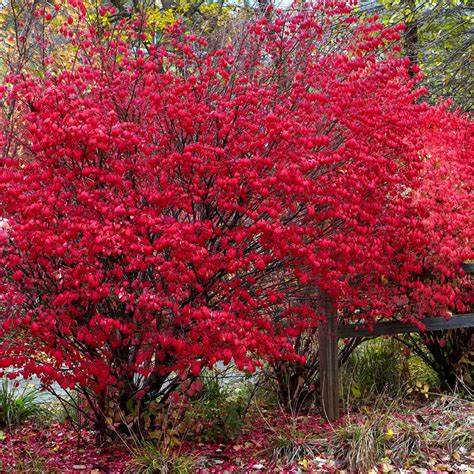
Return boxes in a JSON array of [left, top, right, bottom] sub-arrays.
[[126, 441, 194, 474], [0, 379, 42, 428]]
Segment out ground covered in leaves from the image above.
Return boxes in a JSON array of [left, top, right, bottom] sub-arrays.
[[1, 396, 472, 473]]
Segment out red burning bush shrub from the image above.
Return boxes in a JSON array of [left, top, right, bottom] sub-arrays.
[[0, 2, 471, 431]]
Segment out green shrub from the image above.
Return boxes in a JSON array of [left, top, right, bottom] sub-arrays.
[[401, 330, 471, 392], [341, 337, 440, 404], [188, 368, 255, 441], [341, 338, 407, 401], [406, 343, 440, 387], [0, 379, 41, 428]]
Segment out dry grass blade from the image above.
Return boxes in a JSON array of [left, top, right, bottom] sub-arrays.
[[332, 413, 387, 472], [268, 425, 322, 466]]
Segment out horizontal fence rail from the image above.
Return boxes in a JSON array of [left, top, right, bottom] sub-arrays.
[[319, 262, 473, 421], [338, 313, 474, 338]]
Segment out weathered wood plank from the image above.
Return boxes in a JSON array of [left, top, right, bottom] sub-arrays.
[[338, 313, 474, 339], [318, 294, 340, 421]]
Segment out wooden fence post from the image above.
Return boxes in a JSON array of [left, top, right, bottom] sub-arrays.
[[317, 263, 472, 421], [318, 293, 340, 421]]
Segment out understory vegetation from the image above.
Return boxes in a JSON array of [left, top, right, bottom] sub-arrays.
[[1, 338, 472, 472]]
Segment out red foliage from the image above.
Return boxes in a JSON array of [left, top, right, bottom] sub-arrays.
[[0, 3, 472, 406], [1, 421, 128, 472]]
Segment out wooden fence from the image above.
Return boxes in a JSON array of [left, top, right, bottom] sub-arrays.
[[319, 262, 474, 421]]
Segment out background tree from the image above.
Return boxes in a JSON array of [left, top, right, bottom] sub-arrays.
[[358, 0, 473, 111]]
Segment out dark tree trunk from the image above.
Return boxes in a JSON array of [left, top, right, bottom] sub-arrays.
[[403, 0, 419, 73]]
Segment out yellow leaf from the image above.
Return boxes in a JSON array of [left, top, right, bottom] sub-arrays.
[[298, 459, 310, 468]]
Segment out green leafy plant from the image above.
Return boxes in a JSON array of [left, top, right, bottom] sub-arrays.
[[188, 368, 255, 441], [342, 338, 407, 399], [0, 379, 41, 428]]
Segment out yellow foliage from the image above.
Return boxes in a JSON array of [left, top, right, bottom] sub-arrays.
[[148, 7, 177, 30]]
